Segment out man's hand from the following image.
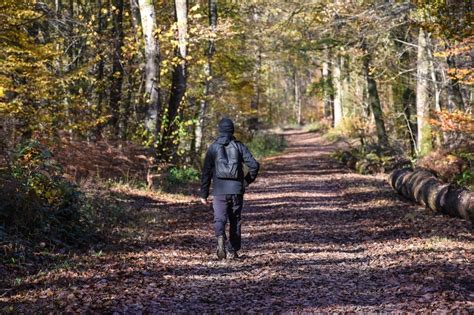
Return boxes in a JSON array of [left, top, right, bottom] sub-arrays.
[[200, 198, 208, 206]]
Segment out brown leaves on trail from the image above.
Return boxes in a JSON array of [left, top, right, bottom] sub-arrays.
[[2, 131, 473, 313]]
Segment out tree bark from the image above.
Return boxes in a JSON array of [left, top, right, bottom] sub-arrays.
[[390, 168, 474, 223], [95, 0, 106, 137], [195, 0, 217, 154], [416, 28, 432, 156], [363, 50, 388, 147], [295, 70, 301, 125], [166, 0, 187, 127], [249, 45, 262, 131], [446, 54, 465, 111], [161, 0, 188, 158], [322, 48, 333, 120], [332, 53, 343, 128], [129, 0, 141, 31], [138, 0, 161, 138], [402, 87, 417, 157], [55, 0, 62, 14], [109, 0, 125, 137]]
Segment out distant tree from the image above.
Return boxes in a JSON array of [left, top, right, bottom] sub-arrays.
[[138, 0, 162, 138]]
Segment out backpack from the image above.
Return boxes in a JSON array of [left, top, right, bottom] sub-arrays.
[[215, 140, 240, 179]]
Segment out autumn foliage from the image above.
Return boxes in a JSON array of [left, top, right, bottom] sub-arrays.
[[430, 110, 474, 135]]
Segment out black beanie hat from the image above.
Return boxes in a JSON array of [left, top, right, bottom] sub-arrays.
[[218, 118, 234, 134]]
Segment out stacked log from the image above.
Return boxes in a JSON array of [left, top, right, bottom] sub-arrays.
[[389, 168, 474, 223]]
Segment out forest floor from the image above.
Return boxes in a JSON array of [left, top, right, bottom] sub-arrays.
[[2, 130, 473, 313]]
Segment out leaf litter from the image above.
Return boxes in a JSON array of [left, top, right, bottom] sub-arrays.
[[1, 131, 473, 313]]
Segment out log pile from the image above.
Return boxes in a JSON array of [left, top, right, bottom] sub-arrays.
[[389, 168, 474, 223]]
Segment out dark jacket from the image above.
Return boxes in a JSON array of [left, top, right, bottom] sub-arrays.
[[200, 133, 260, 198]]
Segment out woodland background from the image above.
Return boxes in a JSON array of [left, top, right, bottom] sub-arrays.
[[0, 0, 473, 284]]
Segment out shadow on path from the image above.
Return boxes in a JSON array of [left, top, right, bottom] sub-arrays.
[[3, 131, 473, 313]]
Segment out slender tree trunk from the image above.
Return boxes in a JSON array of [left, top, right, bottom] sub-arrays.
[[129, 0, 141, 31], [160, 0, 187, 158], [95, 0, 107, 138], [165, 0, 188, 129], [322, 48, 333, 120], [195, 0, 217, 154], [294, 70, 302, 125], [427, 42, 443, 147], [68, 0, 75, 70], [64, 0, 75, 138], [127, 0, 142, 135], [194, 60, 211, 153], [362, 74, 370, 119], [332, 53, 343, 128], [341, 55, 350, 116], [109, 0, 125, 137], [416, 28, 432, 156], [138, 0, 161, 138], [55, 0, 62, 13], [446, 54, 465, 111], [363, 48, 388, 147], [249, 46, 262, 131], [403, 87, 417, 157]]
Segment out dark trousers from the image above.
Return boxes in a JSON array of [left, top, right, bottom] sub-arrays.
[[213, 194, 243, 252]]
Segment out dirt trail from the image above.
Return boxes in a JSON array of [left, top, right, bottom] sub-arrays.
[[3, 131, 473, 313]]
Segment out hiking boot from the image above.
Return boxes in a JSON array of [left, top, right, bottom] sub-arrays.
[[227, 250, 238, 260], [216, 236, 226, 259]]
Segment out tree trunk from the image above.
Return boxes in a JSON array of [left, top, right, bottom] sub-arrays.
[[295, 70, 302, 125], [446, 54, 465, 111], [402, 87, 417, 157], [363, 51, 388, 147], [95, 0, 106, 138], [166, 0, 188, 127], [126, 0, 142, 137], [109, 0, 125, 137], [332, 54, 343, 128], [322, 48, 333, 120], [55, 0, 62, 14], [416, 28, 432, 156], [427, 42, 443, 147], [390, 168, 474, 223], [249, 46, 262, 131], [341, 55, 350, 116], [161, 0, 188, 158], [195, 0, 217, 154], [129, 0, 141, 31], [138, 0, 161, 138]]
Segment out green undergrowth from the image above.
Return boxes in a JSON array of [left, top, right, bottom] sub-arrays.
[[247, 133, 287, 158], [451, 152, 473, 190], [161, 166, 200, 193], [304, 121, 330, 133], [324, 117, 369, 144], [166, 166, 200, 186]]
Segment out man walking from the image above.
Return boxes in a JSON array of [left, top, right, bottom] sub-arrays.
[[200, 118, 260, 260]]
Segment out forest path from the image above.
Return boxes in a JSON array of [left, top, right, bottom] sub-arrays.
[[4, 131, 473, 313]]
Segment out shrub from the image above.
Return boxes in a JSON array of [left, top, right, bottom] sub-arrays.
[[304, 120, 330, 133], [166, 166, 200, 186], [325, 117, 369, 144], [11, 140, 79, 211], [0, 140, 92, 246], [417, 149, 474, 190], [247, 133, 287, 158]]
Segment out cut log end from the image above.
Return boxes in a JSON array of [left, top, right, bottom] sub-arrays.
[[389, 168, 474, 224]]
